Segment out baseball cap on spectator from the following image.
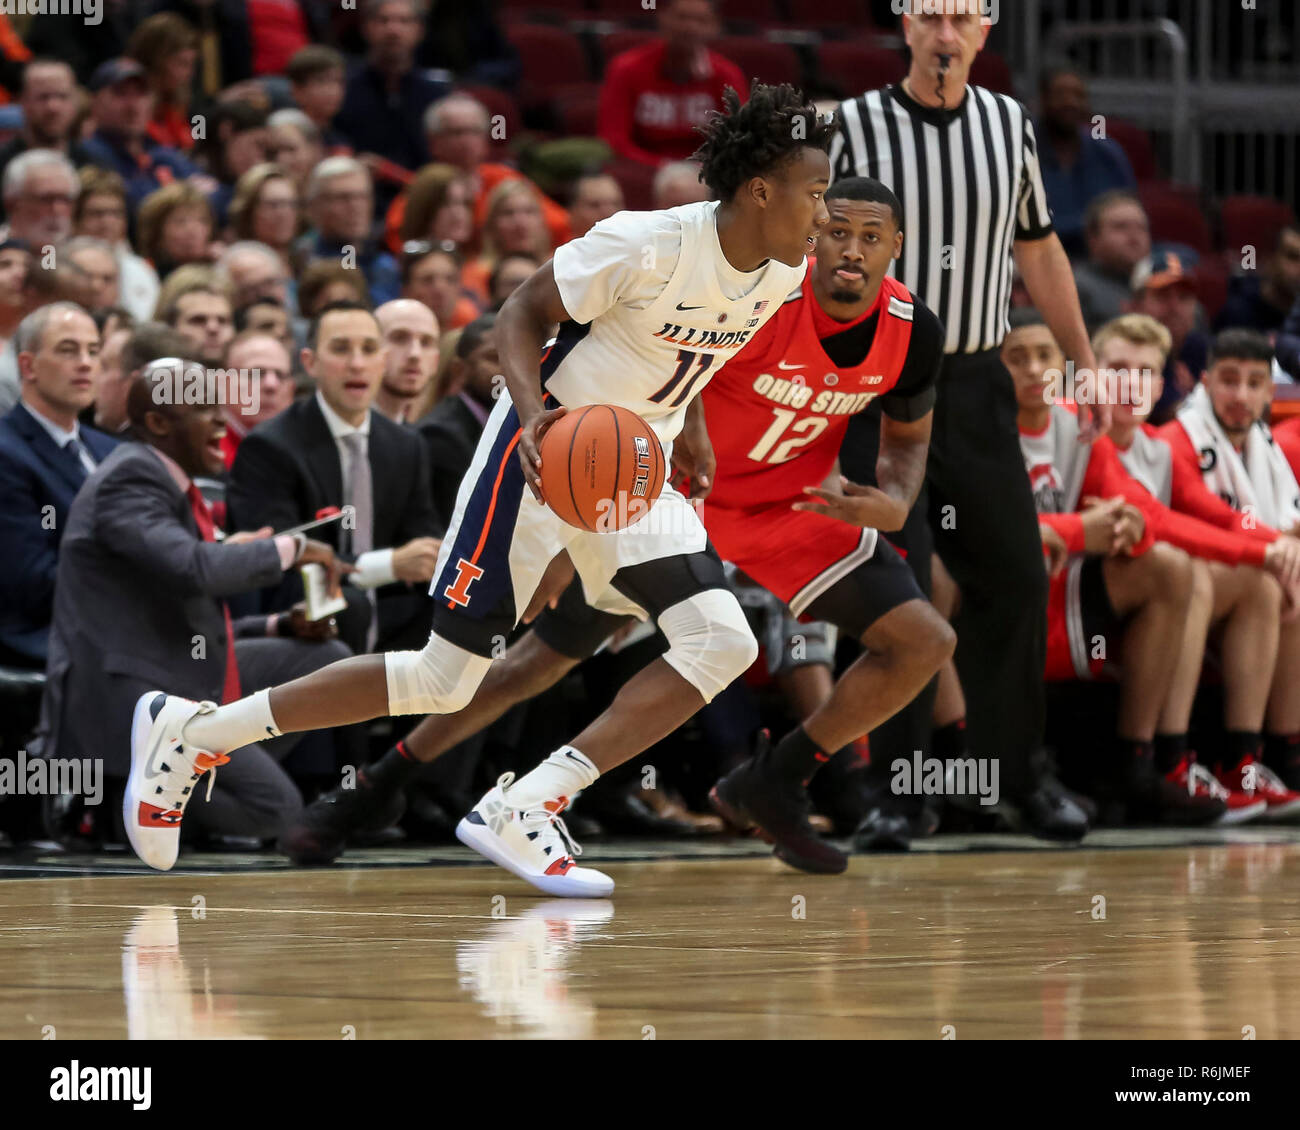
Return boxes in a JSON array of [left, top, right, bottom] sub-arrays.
[[1131, 251, 1195, 294], [0, 236, 30, 255], [90, 58, 147, 92]]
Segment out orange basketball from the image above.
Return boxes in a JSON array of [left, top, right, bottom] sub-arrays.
[[538, 405, 667, 532]]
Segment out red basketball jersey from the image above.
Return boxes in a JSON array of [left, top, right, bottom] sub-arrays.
[[702, 267, 917, 510]]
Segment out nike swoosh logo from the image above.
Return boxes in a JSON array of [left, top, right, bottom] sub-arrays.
[[143, 732, 175, 780], [675, 303, 705, 311], [777, 362, 806, 370]]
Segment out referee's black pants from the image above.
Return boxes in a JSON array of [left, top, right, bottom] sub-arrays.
[[838, 348, 1047, 798], [925, 349, 1048, 794]]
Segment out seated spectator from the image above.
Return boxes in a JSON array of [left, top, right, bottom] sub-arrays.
[[1004, 311, 1215, 823], [99, 321, 191, 436], [266, 109, 327, 193], [597, 0, 745, 168], [192, 100, 270, 227], [298, 157, 400, 305], [334, 0, 451, 205], [218, 241, 292, 314], [424, 93, 570, 248], [228, 165, 301, 289], [228, 301, 442, 654], [220, 330, 296, 467], [73, 166, 160, 323], [36, 356, 353, 849], [1073, 190, 1150, 331], [414, 0, 520, 89], [1157, 328, 1300, 792], [462, 180, 552, 305], [0, 60, 90, 212], [416, 312, 496, 527], [137, 182, 218, 279], [0, 237, 32, 413], [62, 236, 120, 313], [81, 58, 201, 212], [374, 298, 439, 423], [158, 0, 328, 89], [566, 172, 625, 241], [286, 45, 349, 153], [90, 314, 139, 435], [1131, 252, 1209, 423], [234, 295, 294, 354], [653, 159, 711, 209], [1035, 66, 1136, 258], [127, 13, 200, 154], [385, 162, 475, 257], [1216, 224, 1300, 336], [487, 253, 539, 311], [1097, 314, 1300, 817], [156, 266, 235, 366], [297, 258, 371, 317], [1, 148, 77, 249], [0, 302, 119, 667], [402, 243, 478, 331]]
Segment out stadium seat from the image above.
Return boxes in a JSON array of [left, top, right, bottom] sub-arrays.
[[506, 25, 594, 113], [791, 0, 870, 32], [1191, 256, 1229, 323], [556, 88, 601, 138], [499, 0, 590, 21], [1139, 183, 1213, 255], [607, 158, 657, 211], [712, 37, 803, 88], [1104, 118, 1158, 182], [970, 50, 1015, 96], [816, 41, 907, 96], [1220, 194, 1297, 258], [598, 29, 658, 68], [714, 0, 782, 30]]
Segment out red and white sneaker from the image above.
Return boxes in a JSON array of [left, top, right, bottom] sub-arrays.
[[1162, 756, 1227, 824], [1191, 757, 1266, 826], [1222, 756, 1300, 823], [125, 692, 230, 871], [456, 774, 614, 898]]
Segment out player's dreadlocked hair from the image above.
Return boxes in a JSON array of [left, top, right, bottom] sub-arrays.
[[692, 80, 838, 201]]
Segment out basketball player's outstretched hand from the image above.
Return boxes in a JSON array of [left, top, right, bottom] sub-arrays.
[[794, 477, 908, 532], [520, 405, 569, 502]]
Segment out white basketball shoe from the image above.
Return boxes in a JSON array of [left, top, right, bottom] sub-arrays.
[[456, 773, 614, 897], [124, 692, 230, 871]]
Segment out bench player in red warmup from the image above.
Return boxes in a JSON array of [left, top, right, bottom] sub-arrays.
[[281, 176, 955, 875]]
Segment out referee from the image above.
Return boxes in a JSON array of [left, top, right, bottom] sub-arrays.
[[830, 6, 1106, 841]]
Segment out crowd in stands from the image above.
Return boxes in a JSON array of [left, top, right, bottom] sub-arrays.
[[0, 0, 1298, 856]]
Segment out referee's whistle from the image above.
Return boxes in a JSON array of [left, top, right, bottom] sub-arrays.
[[938, 54, 952, 74]]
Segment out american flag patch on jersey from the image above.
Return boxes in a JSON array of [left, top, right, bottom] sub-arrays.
[[746, 299, 770, 328]]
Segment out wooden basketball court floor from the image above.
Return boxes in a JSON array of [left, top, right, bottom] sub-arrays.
[[2, 829, 1299, 1040]]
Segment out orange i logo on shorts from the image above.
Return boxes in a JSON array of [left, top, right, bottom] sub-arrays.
[[444, 558, 485, 609]]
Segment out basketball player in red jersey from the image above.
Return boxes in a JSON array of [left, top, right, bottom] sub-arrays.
[[281, 176, 955, 875]]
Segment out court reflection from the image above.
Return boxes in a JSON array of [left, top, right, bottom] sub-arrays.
[[456, 899, 615, 1039]]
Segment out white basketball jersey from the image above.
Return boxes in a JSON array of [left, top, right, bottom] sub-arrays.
[[547, 201, 807, 444]]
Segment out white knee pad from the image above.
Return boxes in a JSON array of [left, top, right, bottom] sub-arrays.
[[658, 588, 759, 704], [384, 634, 493, 716]]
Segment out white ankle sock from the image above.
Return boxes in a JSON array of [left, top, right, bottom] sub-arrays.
[[182, 689, 282, 754], [504, 746, 599, 811]]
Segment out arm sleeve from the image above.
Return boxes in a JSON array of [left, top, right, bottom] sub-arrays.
[[551, 212, 675, 325], [1165, 428, 1279, 542], [881, 298, 944, 422], [1041, 513, 1085, 554], [1153, 507, 1269, 567], [1086, 440, 1155, 555], [1016, 114, 1055, 241]]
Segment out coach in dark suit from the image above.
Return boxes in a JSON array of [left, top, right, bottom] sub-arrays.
[[416, 313, 498, 527], [228, 301, 443, 654], [37, 358, 352, 843], [0, 303, 119, 667]]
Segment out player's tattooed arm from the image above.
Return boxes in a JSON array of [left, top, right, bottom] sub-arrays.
[[497, 260, 573, 500], [670, 396, 716, 499], [794, 411, 931, 532]]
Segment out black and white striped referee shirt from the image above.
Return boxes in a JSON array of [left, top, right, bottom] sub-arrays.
[[830, 83, 1055, 356]]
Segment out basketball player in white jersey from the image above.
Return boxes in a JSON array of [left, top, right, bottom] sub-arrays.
[[124, 82, 837, 896]]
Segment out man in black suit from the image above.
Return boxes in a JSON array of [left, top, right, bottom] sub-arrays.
[[416, 313, 498, 528], [37, 357, 352, 848], [228, 301, 442, 654], [0, 303, 119, 668]]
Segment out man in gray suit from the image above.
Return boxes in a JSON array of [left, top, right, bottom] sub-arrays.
[[37, 356, 352, 848]]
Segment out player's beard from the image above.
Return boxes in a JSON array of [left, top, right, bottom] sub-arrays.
[[829, 288, 862, 305]]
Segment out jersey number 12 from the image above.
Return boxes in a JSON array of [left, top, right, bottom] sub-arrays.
[[748, 408, 829, 464]]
